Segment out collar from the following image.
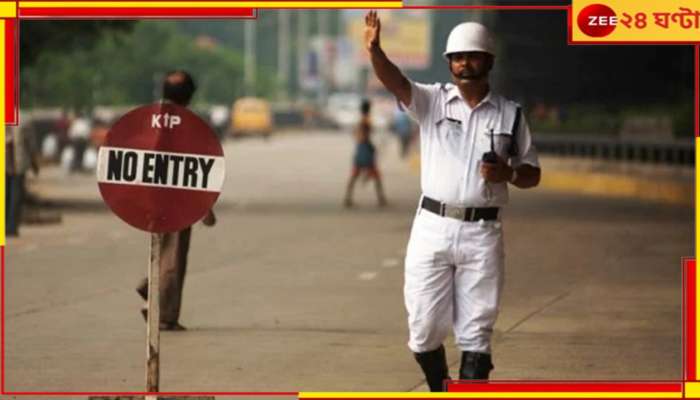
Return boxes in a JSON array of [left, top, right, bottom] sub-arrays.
[[443, 83, 499, 111]]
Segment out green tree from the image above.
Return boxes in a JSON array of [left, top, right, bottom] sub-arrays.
[[21, 21, 135, 68], [21, 21, 278, 111]]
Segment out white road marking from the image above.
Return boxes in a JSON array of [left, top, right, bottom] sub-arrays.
[[358, 272, 378, 281], [381, 258, 400, 268]]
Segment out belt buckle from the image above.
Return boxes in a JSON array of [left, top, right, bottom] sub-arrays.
[[469, 208, 476, 221], [444, 205, 466, 220]]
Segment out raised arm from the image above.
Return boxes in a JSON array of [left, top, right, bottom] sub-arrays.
[[365, 11, 411, 107]]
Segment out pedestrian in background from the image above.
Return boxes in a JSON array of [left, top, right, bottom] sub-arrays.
[[391, 108, 414, 159], [67, 112, 91, 173], [343, 98, 388, 208], [136, 70, 217, 331], [6, 123, 39, 237], [364, 11, 541, 390], [53, 110, 71, 163]]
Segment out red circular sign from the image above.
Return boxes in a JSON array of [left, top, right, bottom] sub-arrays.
[[577, 4, 617, 38], [97, 103, 225, 233]]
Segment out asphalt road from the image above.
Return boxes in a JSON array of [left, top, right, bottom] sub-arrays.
[[5, 130, 693, 395]]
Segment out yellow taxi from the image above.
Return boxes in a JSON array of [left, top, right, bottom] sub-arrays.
[[230, 97, 273, 138]]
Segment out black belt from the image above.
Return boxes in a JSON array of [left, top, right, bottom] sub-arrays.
[[421, 196, 499, 222]]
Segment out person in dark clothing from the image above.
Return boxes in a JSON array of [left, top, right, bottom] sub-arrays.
[[343, 98, 388, 208], [6, 124, 39, 237], [136, 70, 217, 331], [392, 108, 414, 159]]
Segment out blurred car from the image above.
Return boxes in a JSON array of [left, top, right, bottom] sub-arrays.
[[324, 93, 392, 131], [230, 97, 273, 139], [324, 93, 361, 130], [209, 104, 230, 139]]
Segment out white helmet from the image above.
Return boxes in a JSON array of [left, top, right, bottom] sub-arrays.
[[443, 22, 495, 60]]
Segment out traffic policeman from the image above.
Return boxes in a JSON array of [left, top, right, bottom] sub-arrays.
[[363, 12, 541, 390]]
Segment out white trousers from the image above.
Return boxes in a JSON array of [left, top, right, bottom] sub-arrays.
[[404, 207, 505, 354]]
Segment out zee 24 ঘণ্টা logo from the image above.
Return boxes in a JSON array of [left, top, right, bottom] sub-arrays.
[[577, 3, 619, 37], [577, 3, 700, 38]]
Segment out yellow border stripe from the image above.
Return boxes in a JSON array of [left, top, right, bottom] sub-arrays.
[[20, 1, 402, 8], [687, 382, 700, 398], [0, 2, 16, 17], [300, 392, 681, 399], [0, 19, 5, 247]]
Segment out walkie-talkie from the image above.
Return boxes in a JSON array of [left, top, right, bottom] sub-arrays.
[[482, 128, 498, 164]]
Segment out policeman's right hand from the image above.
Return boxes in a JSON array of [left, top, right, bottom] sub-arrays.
[[364, 10, 381, 52], [480, 156, 512, 183]]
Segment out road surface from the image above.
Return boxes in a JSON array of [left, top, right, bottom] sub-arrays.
[[5, 130, 692, 395]]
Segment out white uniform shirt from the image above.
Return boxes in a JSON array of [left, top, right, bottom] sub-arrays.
[[68, 117, 91, 140], [403, 80, 539, 207]]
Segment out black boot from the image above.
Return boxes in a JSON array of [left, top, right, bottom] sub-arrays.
[[459, 351, 493, 380], [414, 345, 451, 392]]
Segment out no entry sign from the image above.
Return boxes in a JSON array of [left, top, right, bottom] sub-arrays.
[[97, 103, 225, 233]]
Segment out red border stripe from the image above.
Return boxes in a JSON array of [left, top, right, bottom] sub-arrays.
[[446, 383, 683, 393], [404, 5, 569, 9], [567, 4, 573, 44], [20, 7, 256, 17], [686, 259, 697, 380], [4, 18, 15, 125]]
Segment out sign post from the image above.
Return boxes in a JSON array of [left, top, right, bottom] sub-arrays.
[[146, 233, 161, 397], [97, 102, 225, 397]]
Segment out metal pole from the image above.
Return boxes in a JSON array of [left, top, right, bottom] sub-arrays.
[[244, 20, 257, 96], [317, 10, 329, 106], [146, 233, 161, 399], [278, 10, 290, 101], [297, 11, 308, 99]]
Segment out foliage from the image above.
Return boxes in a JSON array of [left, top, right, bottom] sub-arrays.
[[528, 104, 621, 135], [530, 103, 694, 138], [670, 102, 694, 138], [21, 21, 135, 68], [21, 22, 278, 111]]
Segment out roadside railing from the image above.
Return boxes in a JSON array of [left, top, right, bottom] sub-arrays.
[[534, 134, 695, 167]]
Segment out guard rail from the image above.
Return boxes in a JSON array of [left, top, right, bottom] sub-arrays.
[[534, 134, 695, 167]]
